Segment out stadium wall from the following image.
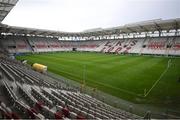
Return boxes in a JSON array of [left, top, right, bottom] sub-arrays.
[[0, 35, 180, 56]]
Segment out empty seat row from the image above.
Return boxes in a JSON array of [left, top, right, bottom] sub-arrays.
[[15, 100, 44, 119], [2, 63, 26, 83], [14, 64, 57, 88], [51, 90, 76, 106], [31, 87, 53, 108], [17, 83, 37, 106], [8, 64, 37, 84], [51, 90, 89, 118], [40, 106, 55, 118], [0, 102, 20, 119], [0, 64, 15, 82], [64, 91, 127, 119], [2, 80, 17, 104], [41, 88, 66, 107], [12, 65, 40, 85], [53, 90, 99, 119]]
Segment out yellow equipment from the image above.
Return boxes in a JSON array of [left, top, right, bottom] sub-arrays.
[[32, 63, 47, 73]]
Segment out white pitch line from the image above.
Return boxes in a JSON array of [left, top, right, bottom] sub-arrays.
[[144, 59, 171, 97], [57, 67, 140, 97]]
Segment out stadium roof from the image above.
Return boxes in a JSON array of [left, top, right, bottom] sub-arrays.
[[82, 18, 180, 36], [0, 0, 179, 38], [0, 0, 18, 22], [1, 18, 179, 38]]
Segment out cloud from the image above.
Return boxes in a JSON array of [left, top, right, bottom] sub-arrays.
[[3, 0, 180, 32]]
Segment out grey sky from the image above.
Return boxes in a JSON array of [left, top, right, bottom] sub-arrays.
[[2, 0, 180, 32]]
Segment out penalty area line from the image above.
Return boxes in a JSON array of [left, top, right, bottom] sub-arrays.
[[144, 59, 171, 97]]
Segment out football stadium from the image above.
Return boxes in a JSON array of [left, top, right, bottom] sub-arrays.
[[0, 0, 180, 119]]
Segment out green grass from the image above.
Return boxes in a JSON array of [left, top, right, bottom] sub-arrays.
[[16, 52, 180, 109]]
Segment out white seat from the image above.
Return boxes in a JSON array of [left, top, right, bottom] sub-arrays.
[[6, 107, 12, 113], [82, 107, 89, 113], [87, 113, 94, 119], [56, 105, 63, 111], [70, 112, 77, 119], [74, 107, 81, 114], [80, 111, 87, 117], [1, 102, 6, 109], [68, 105, 74, 111]]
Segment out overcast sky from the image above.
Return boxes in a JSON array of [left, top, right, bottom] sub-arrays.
[[2, 0, 180, 32]]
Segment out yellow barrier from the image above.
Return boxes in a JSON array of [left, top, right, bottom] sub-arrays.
[[32, 63, 47, 73]]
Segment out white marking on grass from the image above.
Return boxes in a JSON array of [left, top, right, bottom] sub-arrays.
[[144, 59, 171, 97], [92, 81, 141, 97], [57, 67, 140, 97]]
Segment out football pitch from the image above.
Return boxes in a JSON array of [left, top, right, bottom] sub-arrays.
[[16, 52, 180, 108]]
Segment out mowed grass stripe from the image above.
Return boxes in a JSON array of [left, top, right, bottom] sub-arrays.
[[15, 53, 167, 92], [85, 57, 168, 94], [115, 58, 168, 92], [18, 54, 150, 95], [16, 52, 180, 106], [38, 52, 116, 61]]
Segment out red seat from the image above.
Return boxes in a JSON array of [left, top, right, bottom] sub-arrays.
[[77, 114, 86, 120], [11, 112, 20, 119], [27, 108, 36, 119], [62, 107, 69, 117], [35, 101, 44, 110], [4, 112, 12, 119], [54, 111, 63, 119], [31, 108, 38, 114]]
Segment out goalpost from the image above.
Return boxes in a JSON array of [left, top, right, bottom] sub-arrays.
[[167, 59, 172, 68]]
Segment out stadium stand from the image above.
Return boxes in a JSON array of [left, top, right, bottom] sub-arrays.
[[1, 36, 180, 56], [0, 57, 141, 119]]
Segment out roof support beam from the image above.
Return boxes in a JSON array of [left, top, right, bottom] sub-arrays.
[[126, 27, 136, 33], [0, 0, 18, 22], [139, 25, 149, 32], [154, 22, 162, 31], [48, 33, 57, 36], [174, 20, 179, 30], [29, 31, 38, 34], [0, 2, 15, 7], [154, 22, 163, 37], [0, 10, 9, 13], [16, 29, 27, 34], [174, 20, 179, 36], [38, 31, 49, 35], [0, 18, 179, 39]]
